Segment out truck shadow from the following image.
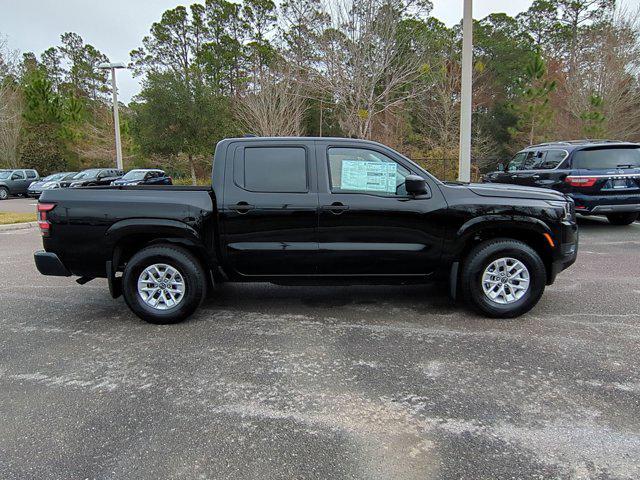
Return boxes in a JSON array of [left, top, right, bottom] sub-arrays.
[[202, 281, 456, 316]]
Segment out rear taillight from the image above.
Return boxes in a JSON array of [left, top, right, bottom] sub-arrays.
[[564, 176, 598, 188], [37, 203, 55, 237]]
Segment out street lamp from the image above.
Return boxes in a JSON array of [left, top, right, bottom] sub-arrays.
[[98, 62, 126, 170], [458, 0, 473, 182]]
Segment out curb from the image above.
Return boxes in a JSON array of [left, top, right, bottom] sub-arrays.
[[0, 221, 38, 232]]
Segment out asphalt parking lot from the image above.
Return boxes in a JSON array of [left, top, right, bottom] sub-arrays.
[[1, 219, 639, 479]]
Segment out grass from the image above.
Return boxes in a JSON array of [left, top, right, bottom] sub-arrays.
[[0, 212, 37, 225]]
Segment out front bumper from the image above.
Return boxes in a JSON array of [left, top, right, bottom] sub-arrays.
[[34, 251, 71, 277], [547, 221, 579, 284]]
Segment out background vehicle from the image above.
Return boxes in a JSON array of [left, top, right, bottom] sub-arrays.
[[60, 168, 124, 188], [0, 169, 39, 200], [111, 169, 172, 186], [483, 140, 640, 225], [28, 172, 77, 198], [34, 137, 578, 324]]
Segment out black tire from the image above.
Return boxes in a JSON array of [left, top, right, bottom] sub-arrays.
[[122, 244, 207, 324], [461, 239, 546, 318], [606, 212, 638, 226], [0, 187, 8, 200]]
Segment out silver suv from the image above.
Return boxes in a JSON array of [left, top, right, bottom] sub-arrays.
[[0, 169, 40, 200]]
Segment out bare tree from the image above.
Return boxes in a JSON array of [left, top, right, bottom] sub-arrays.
[[559, 6, 640, 140], [0, 37, 22, 168], [236, 66, 306, 136], [316, 0, 431, 139]]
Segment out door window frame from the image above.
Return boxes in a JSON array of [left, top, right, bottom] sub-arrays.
[[233, 144, 311, 194], [324, 145, 431, 199]]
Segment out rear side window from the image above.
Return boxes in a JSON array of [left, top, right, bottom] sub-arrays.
[[573, 147, 640, 170], [26, 170, 37, 178], [237, 147, 308, 193]]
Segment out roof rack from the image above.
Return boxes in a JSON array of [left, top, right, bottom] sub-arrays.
[[528, 139, 622, 148]]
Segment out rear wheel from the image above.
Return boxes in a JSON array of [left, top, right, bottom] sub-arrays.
[[606, 212, 638, 225], [461, 239, 546, 318], [0, 187, 8, 200], [122, 245, 207, 324]]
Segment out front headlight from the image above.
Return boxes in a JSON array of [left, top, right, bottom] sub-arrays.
[[547, 200, 574, 221], [42, 182, 57, 189], [70, 182, 81, 187]]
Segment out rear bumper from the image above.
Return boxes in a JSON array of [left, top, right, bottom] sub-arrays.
[[569, 193, 640, 214], [34, 251, 71, 277]]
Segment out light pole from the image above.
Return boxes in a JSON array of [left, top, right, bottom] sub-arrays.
[[458, 0, 473, 182], [98, 62, 126, 170]]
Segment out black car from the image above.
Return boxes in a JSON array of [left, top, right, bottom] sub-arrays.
[[34, 137, 577, 324], [60, 168, 124, 188], [111, 169, 172, 186], [483, 140, 640, 225]]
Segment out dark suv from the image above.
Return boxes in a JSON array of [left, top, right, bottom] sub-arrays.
[[483, 140, 640, 225]]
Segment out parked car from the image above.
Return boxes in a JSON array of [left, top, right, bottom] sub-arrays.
[[28, 172, 77, 198], [483, 140, 640, 225], [34, 137, 578, 324], [60, 168, 124, 188], [0, 169, 39, 200], [111, 169, 172, 186]]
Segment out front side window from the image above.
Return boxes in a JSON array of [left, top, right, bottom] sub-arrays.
[[573, 147, 640, 170], [507, 152, 529, 171], [328, 148, 411, 196], [239, 147, 308, 193], [12, 171, 25, 180]]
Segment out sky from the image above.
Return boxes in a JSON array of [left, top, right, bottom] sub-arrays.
[[0, 0, 636, 103]]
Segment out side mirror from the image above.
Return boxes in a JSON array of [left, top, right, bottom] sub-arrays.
[[497, 163, 505, 172], [405, 175, 427, 195]]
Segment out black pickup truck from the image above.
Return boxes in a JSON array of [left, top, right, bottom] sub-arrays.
[[34, 137, 578, 324]]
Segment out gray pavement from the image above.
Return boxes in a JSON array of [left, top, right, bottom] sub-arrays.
[[0, 219, 639, 479], [0, 197, 38, 214]]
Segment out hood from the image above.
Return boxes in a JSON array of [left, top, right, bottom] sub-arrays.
[[28, 181, 46, 189], [466, 182, 568, 202]]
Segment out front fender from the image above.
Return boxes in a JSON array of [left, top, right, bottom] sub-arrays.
[[455, 215, 553, 257]]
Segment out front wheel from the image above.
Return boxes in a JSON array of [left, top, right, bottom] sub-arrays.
[[606, 212, 638, 226], [461, 239, 547, 318], [0, 187, 8, 200], [122, 245, 207, 324]]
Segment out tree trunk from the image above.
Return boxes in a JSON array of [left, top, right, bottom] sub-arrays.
[[188, 154, 197, 186]]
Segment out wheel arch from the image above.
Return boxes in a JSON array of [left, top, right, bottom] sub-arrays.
[[104, 219, 216, 298], [450, 216, 556, 295]]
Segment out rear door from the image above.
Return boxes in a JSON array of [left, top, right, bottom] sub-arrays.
[[220, 141, 319, 276], [315, 142, 446, 276]]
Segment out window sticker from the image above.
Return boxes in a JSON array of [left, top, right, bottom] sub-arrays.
[[340, 160, 397, 193]]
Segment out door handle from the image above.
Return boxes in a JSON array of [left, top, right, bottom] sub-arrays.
[[322, 202, 349, 215], [233, 201, 255, 214]]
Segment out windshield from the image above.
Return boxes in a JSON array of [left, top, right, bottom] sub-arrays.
[[72, 169, 101, 180], [122, 170, 148, 180], [42, 173, 66, 182], [0, 171, 11, 179], [573, 147, 640, 170]]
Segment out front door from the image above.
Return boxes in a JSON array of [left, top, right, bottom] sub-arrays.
[[316, 144, 446, 276], [221, 141, 319, 277]]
